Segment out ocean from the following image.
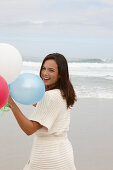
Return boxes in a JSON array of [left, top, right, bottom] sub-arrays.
[[22, 58, 113, 99]]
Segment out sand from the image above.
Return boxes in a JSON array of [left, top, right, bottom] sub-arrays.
[[0, 98, 113, 170]]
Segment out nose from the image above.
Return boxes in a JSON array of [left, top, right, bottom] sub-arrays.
[[43, 69, 49, 76]]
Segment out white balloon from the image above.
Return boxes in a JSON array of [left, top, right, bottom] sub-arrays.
[[0, 43, 22, 84]]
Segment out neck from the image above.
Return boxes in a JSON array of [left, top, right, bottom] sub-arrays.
[[45, 83, 57, 91]]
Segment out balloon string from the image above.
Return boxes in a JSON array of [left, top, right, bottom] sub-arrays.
[[0, 93, 12, 114], [0, 102, 11, 113]]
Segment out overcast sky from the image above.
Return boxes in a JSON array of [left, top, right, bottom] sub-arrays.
[[0, 0, 113, 60]]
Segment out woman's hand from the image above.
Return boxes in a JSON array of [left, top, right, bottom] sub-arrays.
[[33, 103, 37, 107], [7, 95, 42, 135]]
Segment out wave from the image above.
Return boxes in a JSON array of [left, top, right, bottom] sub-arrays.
[[23, 61, 41, 67], [23, 56, 113, 64], [69, 58, 113, 63], [21, 61, 113, 99], [22, 61, 113, 78]]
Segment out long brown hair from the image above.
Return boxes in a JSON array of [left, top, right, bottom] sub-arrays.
[[40, 53, 77, 108]]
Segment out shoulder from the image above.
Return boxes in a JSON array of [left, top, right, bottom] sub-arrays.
[[45, 89, 63, 102], [38, 89, 65, 108], [45, 89, 61, 97]]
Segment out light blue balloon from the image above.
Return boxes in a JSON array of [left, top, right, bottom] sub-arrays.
[[9, 73, 45, 105]]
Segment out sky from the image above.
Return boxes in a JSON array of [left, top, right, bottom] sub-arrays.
[[0, 0, 113, 61]]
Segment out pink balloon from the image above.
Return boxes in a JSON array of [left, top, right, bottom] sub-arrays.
[[0, 75, 9, 109]]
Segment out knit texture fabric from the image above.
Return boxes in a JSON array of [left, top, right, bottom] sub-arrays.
[[23, 89, 76, 170]]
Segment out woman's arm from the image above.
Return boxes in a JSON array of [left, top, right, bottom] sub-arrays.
[[8, 96, 42, 135]]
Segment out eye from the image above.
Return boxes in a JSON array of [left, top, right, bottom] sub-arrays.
[[42, 66, 45, 70], [49, 69, 54, 72]]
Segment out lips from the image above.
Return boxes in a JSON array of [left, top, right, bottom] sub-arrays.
[[43, 77, 50, 81]]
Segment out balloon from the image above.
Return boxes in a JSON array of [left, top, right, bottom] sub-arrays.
[[0, 43, 22, 84], [9, 73, 45, 105], [0, 75, 9, 109]]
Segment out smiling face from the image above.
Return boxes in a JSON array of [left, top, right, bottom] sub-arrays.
[[40, 59, 60, 90]]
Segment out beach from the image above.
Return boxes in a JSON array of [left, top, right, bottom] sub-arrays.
[[0, 98, 113, 170]]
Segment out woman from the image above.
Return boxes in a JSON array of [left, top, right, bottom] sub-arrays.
[[8, 53, 77, 170]]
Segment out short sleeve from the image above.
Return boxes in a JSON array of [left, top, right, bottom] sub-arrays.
[[29, 90, 62, 130]]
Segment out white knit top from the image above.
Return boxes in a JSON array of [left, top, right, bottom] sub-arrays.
[[23, 89, 76, 170]]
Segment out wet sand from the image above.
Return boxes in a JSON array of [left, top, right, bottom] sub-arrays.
[[0, 98, 113, 170]]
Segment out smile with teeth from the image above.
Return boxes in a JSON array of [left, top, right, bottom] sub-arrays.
[[43, 77, 50, 80]]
